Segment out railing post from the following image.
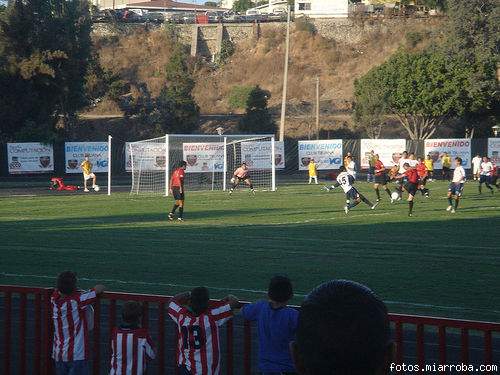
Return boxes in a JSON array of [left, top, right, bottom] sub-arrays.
[[93, 299, 101, 375], [243, 321, 252, 375], [395, 321, 403, 369], [438, 325, 446, 374], [19, 293, 27, 375], [34, 293, 42, 375], [158, 302, 166, 375], [3, 291, 12, 375], [460, 328, 469, 365], [484, 330, 492, 366], [226, 320, 233, 375], [142, 301, 149, 329], [42, 288, 53, 375], [416, 324, 424, 370]]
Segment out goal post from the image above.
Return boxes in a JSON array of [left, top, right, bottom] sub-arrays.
[[129, 134, 278, 195]]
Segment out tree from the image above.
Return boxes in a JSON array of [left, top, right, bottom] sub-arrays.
[[156, 44, 199, 133], [354, 50, 484, 139], [353, 73, 387, 139], [238, 86, 276, 134], [204, 1, 218, 6], [232, 0, 253, 13], [0, 0, 92, 142]]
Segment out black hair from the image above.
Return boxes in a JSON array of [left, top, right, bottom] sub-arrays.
[[338, 165, 346, 172], [455, 157, 462, 165], [403, 162, 410, 167], [190, 287, 209, 316], [57, 271, 77, 295], [268, 275, 293, 303], [180, 161, 187, 168], [122, 301, 142, 324], [296, 280, 391, 375]]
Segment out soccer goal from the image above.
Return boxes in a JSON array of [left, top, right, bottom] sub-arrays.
[[129, 134, 277, 195]]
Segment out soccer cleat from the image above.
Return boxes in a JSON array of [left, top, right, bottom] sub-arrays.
[[451, 209, 456, 213], [168, 213, 174, 221], [177, 217, 184, 222], [229, 190, 233, 195], [397, 197, 402, 201], [84, 188, 89, 192], [251, 189, 256, 195], [390, 198, 395, 204], [371, 201, 379, 210], [446, 206, 452, 211], [376, 198, 381, 202], [425, 193, 430, 198], [344, 206, 349, 214], [408, 213, 413, 217]]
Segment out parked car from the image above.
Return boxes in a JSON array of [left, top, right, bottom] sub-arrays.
[[142, 12, 165, 23]]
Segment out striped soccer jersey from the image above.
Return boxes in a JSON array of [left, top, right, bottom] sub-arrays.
[[168, 301, 233, 375], [109, 326, 155, 375], [51, 289, 97, 362]]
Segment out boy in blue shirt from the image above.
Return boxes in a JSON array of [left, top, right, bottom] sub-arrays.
[[241, 275, 298, 375]]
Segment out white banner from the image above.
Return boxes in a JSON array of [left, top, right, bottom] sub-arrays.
[[183, 143, 224, 173], [240, 141, 285, 170], [424, 139, 471, 169], [125, 142, 166, 172], [7, 143, 54, 174], [298, 140, 343, 170], [65, 142, 109, 173], [488, 138, 500, 165], [360, 139, 406, 168]]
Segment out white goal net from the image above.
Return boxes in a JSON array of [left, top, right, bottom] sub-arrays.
[[129, 134, 277, 195]]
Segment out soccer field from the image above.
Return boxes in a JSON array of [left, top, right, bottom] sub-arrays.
[[0, 181, 499, 322]]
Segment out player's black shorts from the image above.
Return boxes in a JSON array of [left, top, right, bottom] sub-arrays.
[[345, 187, 360, 201], [374, 174, 387, 184], [419, 176, 428, 185], [479, 175, 492, 184], [237, 176, 250, 182], [448, 182, 464, 197], [172, 187, 184, 200], [404, 182, 418, 196]]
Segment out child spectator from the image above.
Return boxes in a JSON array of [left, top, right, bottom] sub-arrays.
[[241, 275, 298, 375], [51, 271, 105, 375], [168, 287, 240, 375], [110, 301, 156, 375]]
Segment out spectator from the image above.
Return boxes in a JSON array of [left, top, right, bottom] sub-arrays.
[[110, 301, 155, 375], [424, 154, 434, 181], [291, 280, 393, 375], [241, 275, 298, 375], [345, 156, 356, 179], [168, 287, 240, 375], [51, 271, 105, 375]]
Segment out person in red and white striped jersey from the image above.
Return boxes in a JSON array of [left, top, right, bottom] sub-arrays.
[[168, 288, 241, 375], [51, 271, 105, 375], [110, 301, 156, 375]]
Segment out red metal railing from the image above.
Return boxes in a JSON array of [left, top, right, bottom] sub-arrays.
[[1, 285, 499, 374]]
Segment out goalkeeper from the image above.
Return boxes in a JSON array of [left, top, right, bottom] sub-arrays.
[[229, 163, 255, 195]]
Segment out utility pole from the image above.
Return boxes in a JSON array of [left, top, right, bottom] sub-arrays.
[[315, 76, 320, 140], [279, 5, 291, 141]]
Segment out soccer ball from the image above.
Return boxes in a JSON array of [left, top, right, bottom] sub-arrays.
[[391, 191, 399, 201], [93, 185, 100, 192]]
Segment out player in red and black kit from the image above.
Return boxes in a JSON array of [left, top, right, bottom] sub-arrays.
[[169, 161, 187, 222], [395, 162, 419, 217], [372, 154, 393, 203], [416, 157, 430, 198]]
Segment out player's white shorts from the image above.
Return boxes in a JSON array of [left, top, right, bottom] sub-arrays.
[[83, 173, 96, 180], [473, 167, 480, 174]]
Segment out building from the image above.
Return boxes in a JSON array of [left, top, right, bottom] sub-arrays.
[[245, 0, 288, 14], [294, 0, 348, 18], [96, 0, 222, 11], [220, 0, 236, 9]]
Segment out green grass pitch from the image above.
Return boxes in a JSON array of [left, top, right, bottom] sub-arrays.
[[0, 181, 499, 322]]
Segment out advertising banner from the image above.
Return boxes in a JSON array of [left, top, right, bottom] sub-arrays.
[[7, 142, 54, 174], [65, 142, 109, 173], [240, 141, 285, 170], [488, 138, 500, 165], [360, 139, 406, 168], [298, 140, 343, 170], [125, 142, 166, 172], [424, 139, 471, 169], [183, 143, 224, 173]]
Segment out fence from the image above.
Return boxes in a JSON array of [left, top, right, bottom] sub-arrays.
[[1, 285, 499, 374], [0, 138, 495, 179]]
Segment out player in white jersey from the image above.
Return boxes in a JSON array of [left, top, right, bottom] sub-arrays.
[[471, 154, 482, 180], [408, 153, 418, 167], [395, 151, 410, 199], [326, 166, 377, 214], [446, 157, 466, 213], [479, 156, 494, 195]]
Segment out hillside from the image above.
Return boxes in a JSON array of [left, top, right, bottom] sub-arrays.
[[88, 18, 444, 137]]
